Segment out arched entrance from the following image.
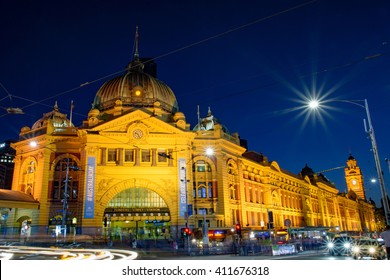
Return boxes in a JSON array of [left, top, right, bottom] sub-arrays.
[[104, 188, 171, 241], [17, 216, 32, 241]]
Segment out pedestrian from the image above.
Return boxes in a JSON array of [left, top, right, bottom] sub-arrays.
[[381, 225, 390, 260], [232, 241, 238, 255], [172, 240, 178, 255], [132, 239, 137, 249], [128, 231, 133, 245]]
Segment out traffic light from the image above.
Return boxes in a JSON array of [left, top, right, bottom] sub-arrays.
[[183, 227, 190, 237], [235, 223, 241, 235], [104, 217, 107, 227]]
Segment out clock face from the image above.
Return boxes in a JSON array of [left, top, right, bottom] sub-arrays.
[[351, 179, 357, 185], [132, 129, 143, 139]]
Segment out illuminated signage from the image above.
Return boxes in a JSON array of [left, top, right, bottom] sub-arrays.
[[84, 157, 96, 218], [208, 230, 227, 238], [178, 158, 187, 218], [105, 207, 169, 213]]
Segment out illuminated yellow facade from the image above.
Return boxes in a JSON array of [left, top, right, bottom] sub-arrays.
[[4, 47, 376, 239]]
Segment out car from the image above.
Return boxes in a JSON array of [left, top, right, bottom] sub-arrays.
[[351, 238, 386, 260], [326, 236, 354, 256]]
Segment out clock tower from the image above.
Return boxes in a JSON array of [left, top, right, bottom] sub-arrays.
[[345, 154, 366, 200]]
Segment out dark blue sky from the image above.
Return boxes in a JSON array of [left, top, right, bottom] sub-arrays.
[[0, 0, 389, 205]]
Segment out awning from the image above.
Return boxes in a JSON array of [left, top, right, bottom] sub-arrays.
[[0, 190, 40, 209]]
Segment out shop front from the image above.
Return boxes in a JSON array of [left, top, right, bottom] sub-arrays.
[[104, 207, 171, 241]]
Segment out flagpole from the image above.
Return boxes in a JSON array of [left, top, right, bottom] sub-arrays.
[[197, 105, 200, 129], [69, 100, 74, 127]]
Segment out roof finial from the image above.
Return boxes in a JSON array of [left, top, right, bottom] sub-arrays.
[[134, 25, 139, 60]]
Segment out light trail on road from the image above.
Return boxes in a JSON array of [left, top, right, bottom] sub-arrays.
[[0, 245, 138, 260]]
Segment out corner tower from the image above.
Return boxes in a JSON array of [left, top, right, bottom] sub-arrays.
[[345, 154, 366, 200]]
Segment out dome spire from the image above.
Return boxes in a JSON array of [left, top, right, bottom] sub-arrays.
[[127, 26, 144, 72], [134, 25, 140, 61]]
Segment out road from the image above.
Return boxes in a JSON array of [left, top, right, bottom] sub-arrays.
[[0, 244, 386, 260]]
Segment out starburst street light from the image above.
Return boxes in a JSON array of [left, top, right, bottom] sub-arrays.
[[205, 147, 214, 157], [307, 98, 389, 226], [308, 100, 320, 110]]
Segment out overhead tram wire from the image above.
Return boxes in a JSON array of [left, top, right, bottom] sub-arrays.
[[204, 48, 390, 105], [0, 68, 127, 119], [0, 81, 29, 117], [0, 1, 317, 118], [162, 37, 390, 104], [145, 0, 318, 63], [2, 49, 387, 120], [10, 2, 385, 120], [3, 1, 387, 119], [0, 82, 12, 102], [6, 94, 86, 118], [1, 42, 388, 120]]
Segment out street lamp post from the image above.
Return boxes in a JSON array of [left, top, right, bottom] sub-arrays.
[[309, 98, 389, 226], [361, 99, 389, 226]]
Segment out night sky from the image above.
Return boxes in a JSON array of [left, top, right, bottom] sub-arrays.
[[0, 0, 389, 205]]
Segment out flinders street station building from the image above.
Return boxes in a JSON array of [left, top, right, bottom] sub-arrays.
[[0, 41, 377, 242]]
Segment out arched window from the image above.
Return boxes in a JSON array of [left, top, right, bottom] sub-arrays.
[[198, 186, 207, 198], [52, 158, 79, 200], [193, 160, 211, 172], [208, 182, 213, 198], [107, 188, 168, 208]]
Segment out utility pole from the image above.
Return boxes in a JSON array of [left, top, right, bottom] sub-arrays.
[[61, 157, 70, 238]]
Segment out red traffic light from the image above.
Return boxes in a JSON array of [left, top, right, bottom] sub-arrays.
[[183, 227, 191, 236], [235, 224, 242, 235]]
